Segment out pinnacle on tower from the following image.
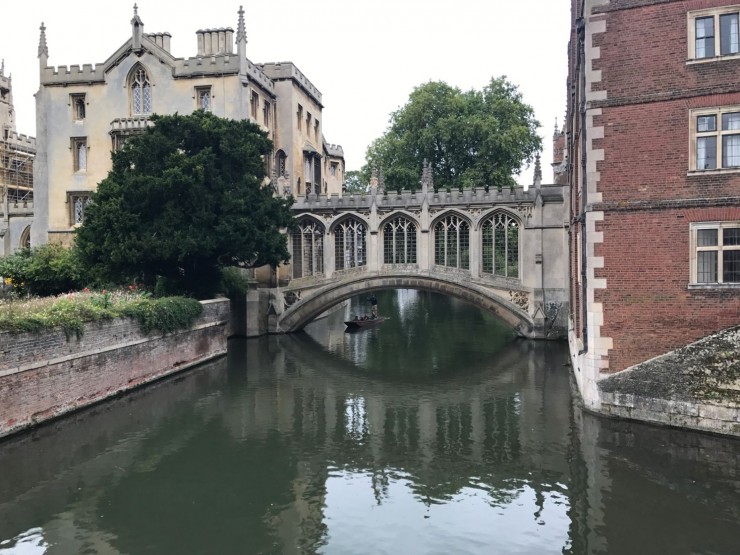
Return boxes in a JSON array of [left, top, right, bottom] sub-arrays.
[[237, 5, 247, 44], [38, 22, 48, 59], [533, 152, 543, 188]]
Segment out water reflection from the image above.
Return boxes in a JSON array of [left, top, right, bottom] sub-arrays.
[[0, 291, 737, 554]]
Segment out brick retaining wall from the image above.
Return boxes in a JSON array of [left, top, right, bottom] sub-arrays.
[[0, 299, 229, 439]]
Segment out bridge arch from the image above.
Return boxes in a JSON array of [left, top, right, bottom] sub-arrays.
[[278, 273, 534, 337]]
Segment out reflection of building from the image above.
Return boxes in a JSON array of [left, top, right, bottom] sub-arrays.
[[0, 63, 34, 255], [32, 6, 344, 247], [566, 0, 740, 407]]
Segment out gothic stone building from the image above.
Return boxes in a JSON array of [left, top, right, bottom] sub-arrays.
[[567, 0, 740, 407], [0, 63, 35, 256], [32, 6, 344, 248]]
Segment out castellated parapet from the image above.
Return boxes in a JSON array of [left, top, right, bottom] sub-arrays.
[[260, 62, 323, 107], [4, 131, 36, 151]]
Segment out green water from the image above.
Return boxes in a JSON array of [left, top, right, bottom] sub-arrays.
[[0, 290, 738, 554]]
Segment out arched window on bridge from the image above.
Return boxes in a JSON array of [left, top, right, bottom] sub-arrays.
[[292, 219, 324, 278], [434, 214, 470, 270], [383, 216, 417, 264], [482, 212, 520, 278], [334, 217, 367, 270]]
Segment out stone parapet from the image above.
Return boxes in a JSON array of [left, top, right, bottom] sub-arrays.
[[259, 62, 322, 106], [0, 299, 229, 439]]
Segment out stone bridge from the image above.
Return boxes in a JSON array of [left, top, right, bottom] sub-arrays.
[[257, 177, 569, 339]]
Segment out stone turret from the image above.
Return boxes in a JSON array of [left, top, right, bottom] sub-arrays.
[[552, 118, 567, 185], [0, 61, 14, 132]]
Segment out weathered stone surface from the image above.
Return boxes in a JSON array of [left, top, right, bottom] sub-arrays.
[[598, 326, 740, 437]]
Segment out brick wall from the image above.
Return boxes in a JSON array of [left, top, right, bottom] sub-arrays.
[[0, 299, 229, 439], [567, 0, 740, 374]]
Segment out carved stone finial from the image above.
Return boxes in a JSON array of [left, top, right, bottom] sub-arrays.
[[133, 3, 138, 15], [370, 164, 379, 190], [237, 5, 247, 43], [554, 117, 559, 135], [38, 22, 48, 59], [533, 152, 542, 188], [0, 59, 4, 77], [378, 166, 385, 192]]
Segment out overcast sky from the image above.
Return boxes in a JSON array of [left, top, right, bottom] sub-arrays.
[[1, 0, 570, 185]]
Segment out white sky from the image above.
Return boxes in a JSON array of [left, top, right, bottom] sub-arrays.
[[1, 0, 570, 185]]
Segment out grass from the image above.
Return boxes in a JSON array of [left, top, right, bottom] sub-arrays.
[[0, 289, 203, 338]]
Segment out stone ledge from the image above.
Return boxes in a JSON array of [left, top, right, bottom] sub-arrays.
[[598, 325, 740, 437]]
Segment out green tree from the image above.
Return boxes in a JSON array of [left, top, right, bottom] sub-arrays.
[[343, 170, 367, 194], [76, 111, 295, 298], [364, 77, 541, 191]]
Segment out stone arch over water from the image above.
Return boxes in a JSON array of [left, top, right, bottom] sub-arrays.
[[277, 273, 534, 337]]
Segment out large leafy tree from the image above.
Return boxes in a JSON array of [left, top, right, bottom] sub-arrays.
[[364, 77, 541, 190], [76, 111, 295, 297]]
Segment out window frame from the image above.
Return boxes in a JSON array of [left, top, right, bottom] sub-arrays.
[[67, 191, 92, 226], [130, 65, 152, 116], [70, 93, 86, 121], [689, 221, 740, 286], [71, 137, 88, 172], [688, 6, 740, 62], [689, 105, 740, 173], [196, 86, 212, 112]]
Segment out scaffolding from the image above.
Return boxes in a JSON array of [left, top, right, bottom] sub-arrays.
[[1, 133, 34, 205]]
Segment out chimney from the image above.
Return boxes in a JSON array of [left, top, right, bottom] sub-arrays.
[[196, 28, 234, 56], [146, 32, 172, 52]]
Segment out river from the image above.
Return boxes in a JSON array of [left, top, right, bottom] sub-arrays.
[[0, 290, 738, 554]]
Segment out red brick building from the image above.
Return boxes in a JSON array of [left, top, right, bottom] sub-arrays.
[[566, 0, 740, 407]]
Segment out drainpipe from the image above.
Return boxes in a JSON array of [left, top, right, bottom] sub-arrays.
[[577, 13, 589, 356]]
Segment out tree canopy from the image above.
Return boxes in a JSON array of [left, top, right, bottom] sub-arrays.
[[75, 111, 295, 297], [363, 77, 541, 191]]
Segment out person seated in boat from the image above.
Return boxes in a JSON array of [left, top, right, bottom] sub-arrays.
[[353, 315, 358, 321]]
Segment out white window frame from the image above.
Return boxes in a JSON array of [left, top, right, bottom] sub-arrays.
[[689, 221, 740, 286], [689, 105, 740, 173], [688, 6, 740, 62]]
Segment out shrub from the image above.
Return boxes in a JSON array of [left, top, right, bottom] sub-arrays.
[[0, 290, 203, 338], [0, 245, 87, 297], [220, 266, 250, 298]]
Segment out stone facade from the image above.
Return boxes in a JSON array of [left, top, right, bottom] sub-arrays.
[[245, 174, 571, 339], [0, 63, 35, 256], [32, 6, 344, 248], [0, 299, 229, 439], [566, 0, 740, 410]]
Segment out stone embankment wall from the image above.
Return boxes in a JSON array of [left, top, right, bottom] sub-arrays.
[[0, 299, 229, 439], [597, 326, 740, 438]]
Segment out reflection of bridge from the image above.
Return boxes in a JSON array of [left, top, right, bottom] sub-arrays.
[[264, 178, 569, 339]]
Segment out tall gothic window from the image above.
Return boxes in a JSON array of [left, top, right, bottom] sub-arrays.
[[292, 219, 324, 278], [481, 212, 520, 278], [383, 216, 417, 264], [335, 218, 367, 271], [131, 66, 152, 115], [434, 214, 470, 269]]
